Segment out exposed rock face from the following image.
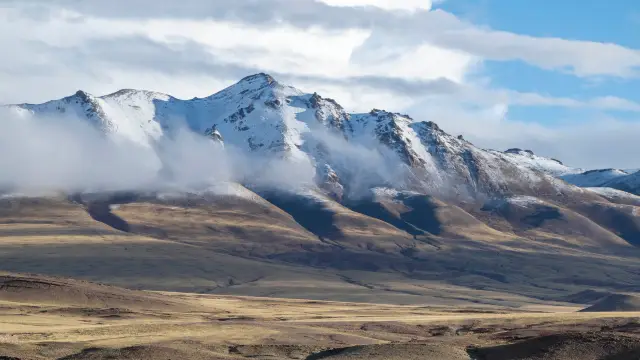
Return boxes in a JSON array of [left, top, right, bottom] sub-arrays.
[[204, 125, 224, 145], [316, 164, 344, 201]]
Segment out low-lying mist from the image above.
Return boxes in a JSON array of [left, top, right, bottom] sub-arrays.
[[0, 108, 412, 200]]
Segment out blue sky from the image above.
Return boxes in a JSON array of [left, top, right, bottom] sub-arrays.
[[439, 0, 640, 126], [1, 0, 639, 169], [441, 0, 638, 46]]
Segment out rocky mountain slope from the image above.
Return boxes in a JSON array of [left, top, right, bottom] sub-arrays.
[[563, 169, 640, 195], [598, 171, 640, 195], [499, 148, 582, 176], [3, 74, 640, 305], [562, 168, 630, 187], [11, 73, 590, 202]]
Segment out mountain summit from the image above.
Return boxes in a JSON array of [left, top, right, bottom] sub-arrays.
[[3, 74, 640, 315], [4, 74, 604, 200]]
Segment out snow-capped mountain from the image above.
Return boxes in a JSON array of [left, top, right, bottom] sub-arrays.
[[599, 170, 640, 195], [498, 148, 582, 177], [585, 187, 640, 205], [9, 73, 582, 200], [13, 89, 168, 146], [562, 169, 630, 188]]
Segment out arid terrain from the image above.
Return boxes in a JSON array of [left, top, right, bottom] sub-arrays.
[[1, 272, 640, 360], [1, 195, 640, 359]]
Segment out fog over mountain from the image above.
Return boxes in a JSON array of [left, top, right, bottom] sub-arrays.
[[1, 74, 589, 203]]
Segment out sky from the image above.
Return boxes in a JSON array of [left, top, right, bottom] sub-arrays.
[[0, 0, 639, 169]]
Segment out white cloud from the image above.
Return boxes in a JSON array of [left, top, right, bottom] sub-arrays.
[[430, 24, 640, 78], [0, 6, 475, 105], [318, 0, 432, 12], [477, 89, 640, 112], [1, 1, 639, 169], [10, 0, 640, 78]]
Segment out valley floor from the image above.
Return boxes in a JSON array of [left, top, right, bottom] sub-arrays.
[[1, 196, 640, 358], [1, 281, 640, 360]]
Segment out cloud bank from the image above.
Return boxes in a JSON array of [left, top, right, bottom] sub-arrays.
[[0, 109, 411, 198]]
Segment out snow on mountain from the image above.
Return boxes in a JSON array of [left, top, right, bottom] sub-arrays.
[[585, 187, 640, 205], [498, 148, 582, 177], [9, 73, 580, 199], [600, 171, 640, 195], [347, 110, 573, 198], [13, 74, 324, 154], [562, 169, 630, 187], [503, 195, 548, 208], [16, 90, 168, 146], [562, 168, 640, 197]]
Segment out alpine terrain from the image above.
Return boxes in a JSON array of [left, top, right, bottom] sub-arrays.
[[3, 72, 639, 303], [2, 73, 640, 359]]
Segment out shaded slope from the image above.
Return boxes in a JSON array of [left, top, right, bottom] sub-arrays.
[[469, 196, 632, 249], [348, 190, 513, 241], [306, 343, 470, 360], [603, 170, 640, 196], [58, 345, 228, 360], [471, 333, 640, 360], [0, 192, 640, 306], [581, 294, 640, 312], [106, 190, 326, 257], [562, 289, 613, 304], [0, 196, 113, 230], [0, 272, 185, 310], [569, 201, 640, 247]]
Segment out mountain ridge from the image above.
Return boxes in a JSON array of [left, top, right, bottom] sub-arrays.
[[7, 73, 592, 203], [1, 74, 640, 310]]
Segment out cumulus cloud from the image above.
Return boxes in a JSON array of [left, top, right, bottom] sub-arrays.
[[9, 0, 640, 78]]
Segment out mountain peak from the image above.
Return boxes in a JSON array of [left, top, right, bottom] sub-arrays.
[[73, 90, 94, 102], [418, 120, 441, 132], [368, 108, 398, 117], [505, 148, 535, 156], [104, 88, 152, 97], [207, 72, 295, 103], [4, 74, 592, 198], [238, 73, 278, 87], [101, 88, 172, 102]]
